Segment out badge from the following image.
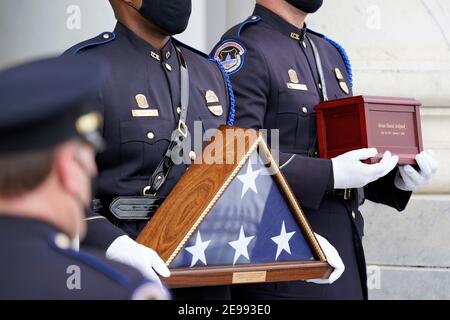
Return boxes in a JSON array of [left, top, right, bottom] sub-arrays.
[[205, 90, 220, 104], [136, 94, 149, 109], [339, 81, 350, 94], [208, 105, 224, 117], [150, 51, 161, 61], [288, 69, 300, 84], [287, 69, 308, 91], [334, 68, 344, 80], [334, 68, 349, 94], [213, 41, 246, 74], [132, 94, 159, 117]]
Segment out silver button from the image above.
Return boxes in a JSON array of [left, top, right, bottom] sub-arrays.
[[302, 106, 308, 114], [189, 151, 197, 162], [352, 211, 356, 220], [318, 83, 322, 89], [302, 41, 307, 49], [251, 16, 258, 20], [176, 107, 181, 115], [165, 63, 172, 72], [147, 132, 155, 140], [102, 33, 110, 39]]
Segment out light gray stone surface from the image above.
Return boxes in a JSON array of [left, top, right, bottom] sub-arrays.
[[368, 265, 450, 300], [362, 196, 450, 267]]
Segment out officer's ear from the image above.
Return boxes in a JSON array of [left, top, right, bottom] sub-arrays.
[[54, 143, 80, 196]]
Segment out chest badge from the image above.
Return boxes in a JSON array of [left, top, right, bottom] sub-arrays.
[[205, 90, 223, 117], [131, 94, 159, 117], [287, 69, 308, 91], [334, 68, 350, 95]]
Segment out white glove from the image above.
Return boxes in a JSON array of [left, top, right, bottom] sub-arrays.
[[106, 235, 171, 285], [332, 148, 399, 189], [307, 233, 345, 285], [394, 150, 438, 191]]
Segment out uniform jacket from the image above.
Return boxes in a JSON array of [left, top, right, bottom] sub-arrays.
[[212, 5, 412, 299], [0, 216, 163, 300], [65, 23, 234, 246]]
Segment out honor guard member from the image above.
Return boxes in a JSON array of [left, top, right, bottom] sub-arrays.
[[212, 0, 438, 299], [0, 57, 170, 299], [65, 0, 234, 299]]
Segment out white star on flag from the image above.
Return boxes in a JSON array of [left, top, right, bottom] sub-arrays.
[[185, 231, 211, 267], [271, 221, 296, 260], [237, 161, 261, 198], [228, 226, 255, 264]]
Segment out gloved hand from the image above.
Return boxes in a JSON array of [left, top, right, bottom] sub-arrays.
[[106, 235, 171, 285], [307, 233, 345, 284], [332, 148, 399, 189], [394, 150, 438, 191]]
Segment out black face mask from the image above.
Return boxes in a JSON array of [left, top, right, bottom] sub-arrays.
[[139, 0, 192, 35], [286, 0, 323, 13]]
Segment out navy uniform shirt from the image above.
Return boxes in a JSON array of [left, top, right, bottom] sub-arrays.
[[65, 23, 233, 245], [0, 216, 167, 300], [212, 4, 411, 299]]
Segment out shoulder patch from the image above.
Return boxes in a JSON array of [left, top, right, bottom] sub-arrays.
[[172, 38, 209, 59], [64, 32, 116, 56], [213, 40, 246, 75], [237, 15, 262, 36]]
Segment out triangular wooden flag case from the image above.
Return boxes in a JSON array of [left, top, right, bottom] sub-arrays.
[[137, 126, 332, 288]]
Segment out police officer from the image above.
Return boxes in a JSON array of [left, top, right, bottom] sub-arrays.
[[0, 56, 169, 300], [212, 0, 438, 299], [65, 0, 234, 299]]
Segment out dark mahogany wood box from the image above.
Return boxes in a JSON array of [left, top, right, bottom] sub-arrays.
[[314, 96, 423, 164]]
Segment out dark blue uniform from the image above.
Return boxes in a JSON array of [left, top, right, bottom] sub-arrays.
[[65, 23, 234, 299], [65, 23, 233, 245], [212, 4, 412, 299], [0, 56, 167, 300], [0, 216, 162, 300]]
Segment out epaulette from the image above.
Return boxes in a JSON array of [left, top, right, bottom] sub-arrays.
[[172, 38, 209, 59], [307, 29, 353, 88], [64, 32, 116, 55], [236, 15, 262, 36], [48, 232, 131, 287]]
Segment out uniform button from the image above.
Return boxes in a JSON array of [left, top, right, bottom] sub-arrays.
[[165, 51, 171, 60], [165, 63, 172, 72], [251, 16, 258, 20], [102, 33, 110, 39], [55, 233, 71, 250], [147, 132, 155, 140], [189, 151, 197, 162], [302, 106, 308, 114], [302, 41, 307, 49], [318, 83, 322, 89], [352, 211, 356, 220], [176, 107, 181, 115]]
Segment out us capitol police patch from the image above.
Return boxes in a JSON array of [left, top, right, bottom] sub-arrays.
[[214, 41, 246, 74]]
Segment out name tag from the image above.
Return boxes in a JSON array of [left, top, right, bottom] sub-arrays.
[[131, 109, 159, 117], [287, 83, 308, 91]]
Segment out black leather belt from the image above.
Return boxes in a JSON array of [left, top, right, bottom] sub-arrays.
[[326, 188, 353, 200]]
